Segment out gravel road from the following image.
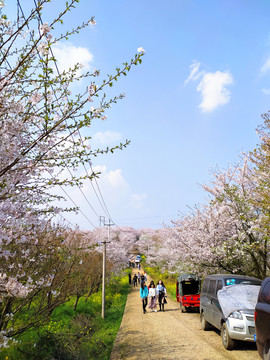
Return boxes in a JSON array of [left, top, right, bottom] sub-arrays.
[[110, 269, 260, 360]]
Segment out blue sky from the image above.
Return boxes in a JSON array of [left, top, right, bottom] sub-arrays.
[[6, 0, 270, 229]]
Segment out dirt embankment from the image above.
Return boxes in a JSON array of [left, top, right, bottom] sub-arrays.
[[110, 269, 260, 360]]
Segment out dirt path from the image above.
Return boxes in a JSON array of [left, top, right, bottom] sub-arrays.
[[110, 268, 260, 360]]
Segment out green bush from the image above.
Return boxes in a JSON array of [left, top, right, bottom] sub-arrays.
[[142, 262, 177, 299], [0, 270, 131, 360]]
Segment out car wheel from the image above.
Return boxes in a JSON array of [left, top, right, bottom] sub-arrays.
[[221, 322, 235, 350], [200, 311, 210, 330]]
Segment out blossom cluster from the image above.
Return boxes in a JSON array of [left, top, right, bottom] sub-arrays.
[[0, 0, 145, 345], [138, 156, 270, 279]]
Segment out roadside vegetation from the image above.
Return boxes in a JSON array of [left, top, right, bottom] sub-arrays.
[[141, 258, 177, 299], [0, 270, 131, 360], [0, 0, 142, 352]]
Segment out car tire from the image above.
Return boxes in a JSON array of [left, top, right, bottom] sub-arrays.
[[200, 311, 210, 330], [221, 322, 235, 350]]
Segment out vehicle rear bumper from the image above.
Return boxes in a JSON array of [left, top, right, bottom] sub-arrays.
[[180, 295, 200, 307], [182, 302, 200, 307]]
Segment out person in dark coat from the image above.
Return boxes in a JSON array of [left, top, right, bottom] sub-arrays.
[[156, 279, 167, 311], [132, 274, 138, 287], [128, 273, 132, 284]]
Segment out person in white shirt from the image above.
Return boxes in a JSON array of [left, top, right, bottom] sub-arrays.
[[143, 271, 147, 282], [148, 282, 157, 312], [156, 279, 167, 312], [137, 272, 141, 284]]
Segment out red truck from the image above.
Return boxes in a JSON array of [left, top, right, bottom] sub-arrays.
[[176, 273, 201, 312]]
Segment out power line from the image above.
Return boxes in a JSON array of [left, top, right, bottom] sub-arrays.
[[17, 0, 124, 230], [32, 0, 116, 226], [58, 213, 77, 229], [15, 0, 98, 229]]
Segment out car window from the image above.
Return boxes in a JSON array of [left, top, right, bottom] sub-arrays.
[[216, 280, 223, 294], [208, 280, 216, 295], [225, 278, 261, 286], [202, 278, 209, 293], [260, 281, 270, 303]]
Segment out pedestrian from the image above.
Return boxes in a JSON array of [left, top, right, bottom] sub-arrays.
[[148, 280, 154, 289], [137, 272, 141, 285], [128, 273, 132, 285], [138, 263, 141, 270], [141, 273, 145, 283], [140, 281, 149, 314], [132, 274, 138, 287], [144, 271, 147, 282], [156, 279, 167, 312], [148, 282, 157, 312]]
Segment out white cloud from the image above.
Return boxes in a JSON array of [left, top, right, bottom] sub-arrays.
[[185, 61, 234, 112], [262, 88, 270, 95], [92, 165, 128, 188], [52, 42, 93, 75], [184, 60, 202, 84], [260, 58, 270, 74], [89, 166, 147, 209], [93, 131, 122, 145], [131, 193, 147, 209], [184, 60, 233, 112], [91, 164, 106, 174], [196, 71, 233, 112], [51, 163, 149, 229], [107, 169, 128, 188]]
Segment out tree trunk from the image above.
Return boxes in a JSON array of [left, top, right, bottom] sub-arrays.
[[74, 294, 80, 311]]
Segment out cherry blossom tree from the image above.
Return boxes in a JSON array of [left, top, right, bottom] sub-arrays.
[[139, 160, 269, 279], [136, 228, 177, 273], [167, 161, 267, 278], [91, 226, 141, 273], [137, 118, 270, 280], [249, 111, 270, 274], [0, 0, 144, 344]]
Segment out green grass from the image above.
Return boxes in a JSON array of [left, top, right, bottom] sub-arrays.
[[1, 270, 131, 360], [142, 261, 177, 300]]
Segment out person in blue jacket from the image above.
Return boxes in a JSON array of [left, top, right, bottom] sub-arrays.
[[140, 281, 149, 314]]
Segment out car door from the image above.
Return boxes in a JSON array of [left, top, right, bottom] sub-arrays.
[[256, 278, 270, 354], [211, 279, 224, 329], [201, 278, 210, 318], [204, 279, 217, 326]]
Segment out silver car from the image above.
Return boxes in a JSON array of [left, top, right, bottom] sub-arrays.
[[200, 274, 262, 350]]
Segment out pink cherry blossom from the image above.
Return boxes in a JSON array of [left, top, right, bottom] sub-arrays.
[[39, 22, 51, 36]]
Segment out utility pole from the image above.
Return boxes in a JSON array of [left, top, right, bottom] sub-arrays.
[[101, 217, 113, 318], [99, 216, 105, 228]]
